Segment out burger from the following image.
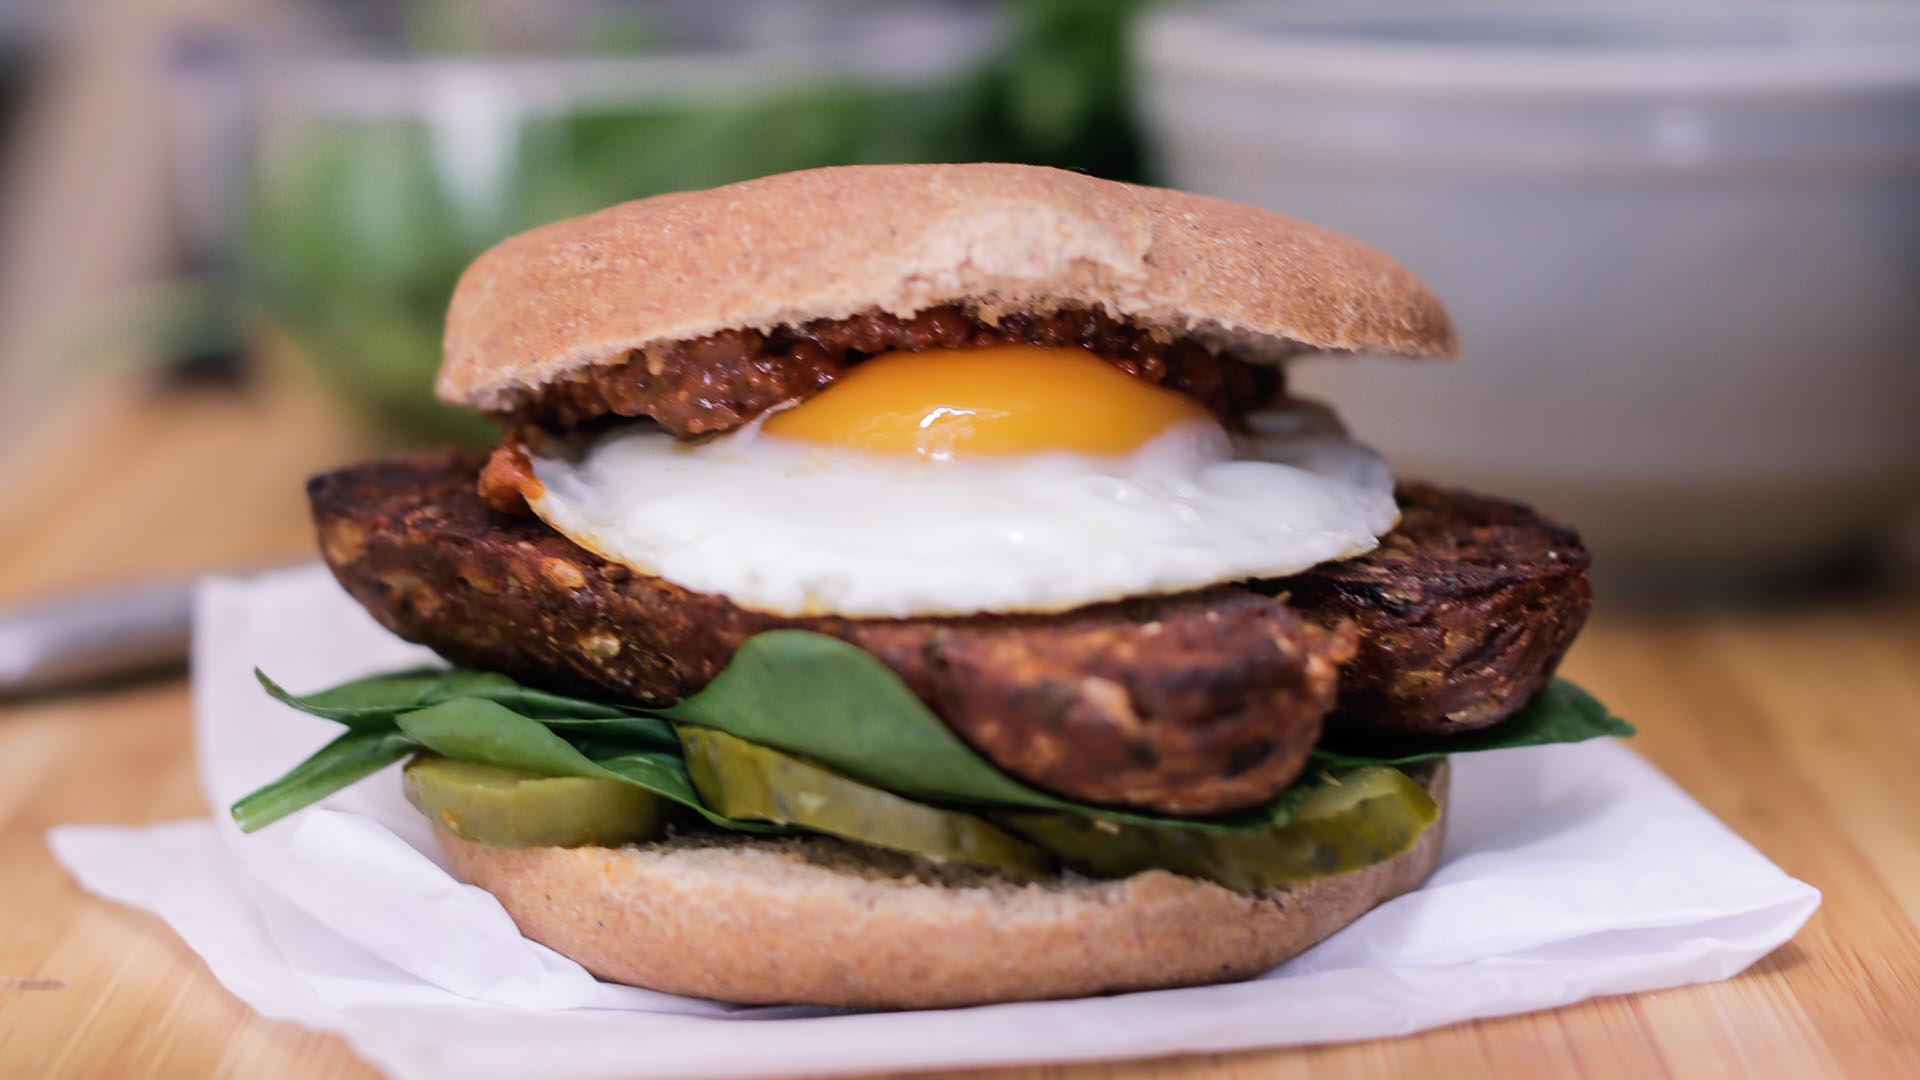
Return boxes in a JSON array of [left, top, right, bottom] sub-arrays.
[[233, 164, 1627, 1009]]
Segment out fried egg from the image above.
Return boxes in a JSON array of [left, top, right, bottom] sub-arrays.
[[526, 345, 1396, 617]]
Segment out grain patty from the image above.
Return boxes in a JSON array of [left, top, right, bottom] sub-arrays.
[[1281, 483, 1591, 738], [313, 453, 1352, 816], [309, 457, 1588, 814]]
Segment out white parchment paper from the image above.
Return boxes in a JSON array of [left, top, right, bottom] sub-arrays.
[[49, 567, 1819, 1080]]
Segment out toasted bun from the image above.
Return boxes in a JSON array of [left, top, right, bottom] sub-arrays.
[[436, 761, 1447, 1008], [440, 164, 1456, 412]]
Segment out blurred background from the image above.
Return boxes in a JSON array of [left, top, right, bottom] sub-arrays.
[[0, 0, 1916, 644]]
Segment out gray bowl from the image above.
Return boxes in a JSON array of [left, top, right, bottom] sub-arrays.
[[1139, 3, 1920, 595]]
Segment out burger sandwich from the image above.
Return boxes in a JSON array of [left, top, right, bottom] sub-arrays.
[[234, 164, 1628, 1008]]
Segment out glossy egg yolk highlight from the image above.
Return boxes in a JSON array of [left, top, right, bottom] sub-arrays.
[[759, 344, 1216, 459]]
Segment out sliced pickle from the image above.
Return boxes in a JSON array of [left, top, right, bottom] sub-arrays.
[[999, 765, 1439, 891], [402, 755, 668, 848], [678, 725, 1052, 875]]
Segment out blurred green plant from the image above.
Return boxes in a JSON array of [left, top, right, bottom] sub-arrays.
[[982, 0, 1153, 181], [242, 1, 1156, 446], [248, 121, 484, 442]]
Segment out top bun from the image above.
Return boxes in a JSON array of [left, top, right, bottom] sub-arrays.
[[440, 163, 1456, 412]]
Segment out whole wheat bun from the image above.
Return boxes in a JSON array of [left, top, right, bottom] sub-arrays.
[[440, 163, 1456, 412], [435, 760, 1447, 1008]]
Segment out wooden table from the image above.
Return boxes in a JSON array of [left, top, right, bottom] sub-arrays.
[[3, 369, 1917, 1078]]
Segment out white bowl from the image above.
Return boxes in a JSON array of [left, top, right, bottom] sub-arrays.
[[1139, 3, 1920, 594]]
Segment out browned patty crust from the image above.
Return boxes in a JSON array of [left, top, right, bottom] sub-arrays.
[[312, 454, 1353, 816], [1281, 484, 1592, 738], [511, 305, 1285, 436], [309, 458, 1589, 814]]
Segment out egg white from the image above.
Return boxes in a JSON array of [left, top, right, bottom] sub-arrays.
[[525, 399, 1397, 618]]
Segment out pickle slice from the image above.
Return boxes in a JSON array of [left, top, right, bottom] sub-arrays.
[[678, 726, 1052, 875], [402, 755, 669, 848], [999, 765, 1439, 891]]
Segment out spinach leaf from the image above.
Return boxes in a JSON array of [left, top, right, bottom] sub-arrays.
[[661, 631, 1290, 833], [1310, 679, 1634, 768], [257, 667, 454, 726], [393, 699, 759, 831], [591, 751, 717, 818], [533, 715, 679, 751], [395, 699, 615, 779], [661, 631, 1050, 807], [244, 637, 1633, 840], [258, 667, 643, 728], [450, 682, 650, 722], [230, 727, 417, 832]]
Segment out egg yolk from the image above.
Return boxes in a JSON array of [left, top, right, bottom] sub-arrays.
[[760, 345, 1215, 458]]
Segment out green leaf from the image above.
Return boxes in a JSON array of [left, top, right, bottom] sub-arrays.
[[660, 631, 1047, 806], [465, 683, 654, 723], [258, 666, 450, 726], [591, 750, 712, 812], [392, 699, 761, 831], [662, 630, 1287, 833], [1311, 679, 1635, 768], [242, 643, 1634, 844], [258, 667, 649, 728], [530, 715, 681, 750], [230, 727, 417, 833], [396, 699, 613, 778]]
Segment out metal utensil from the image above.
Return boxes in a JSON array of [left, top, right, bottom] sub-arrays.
[[0, 579, 195, 697]]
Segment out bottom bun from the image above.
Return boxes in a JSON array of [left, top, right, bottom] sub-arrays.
[[436, 760, 1448, 1008]]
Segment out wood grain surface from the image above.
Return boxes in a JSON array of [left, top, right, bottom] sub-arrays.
[[2, 368, 1916, 1078]]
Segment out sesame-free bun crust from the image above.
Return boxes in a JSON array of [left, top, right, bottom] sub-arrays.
[[435, 761, 1447, 1008], [440, 164, 1456, 412]]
